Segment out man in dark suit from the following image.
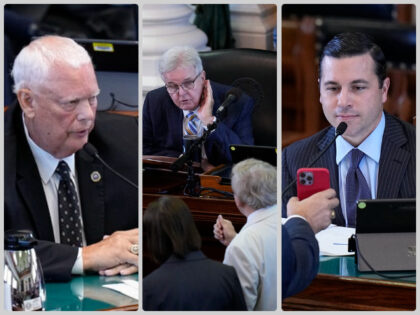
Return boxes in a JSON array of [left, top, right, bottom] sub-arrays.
[[5, 35, 138, 282], [143, 46, 254, 167], [282, 189, 339, 299], [282, 32, 415, 227]]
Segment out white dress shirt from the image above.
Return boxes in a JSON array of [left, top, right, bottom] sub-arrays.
[[336, 111, 385, 227], [223, 204, 277, 311], [23, 115, 85, 274]]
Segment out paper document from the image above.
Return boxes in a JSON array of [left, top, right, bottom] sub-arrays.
[[103, 279, 139, 300], [316, 224, 355, 256]]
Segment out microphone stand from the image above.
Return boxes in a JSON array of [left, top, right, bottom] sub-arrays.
[[185, 122, 220, 196], [170, 120, 233, 198]]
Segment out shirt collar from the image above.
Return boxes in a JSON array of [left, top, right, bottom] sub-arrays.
[[244, 204, 277, 228], [22, 114, 75, 184], [183, 108, 199, 117], [336, 111, 385, 164]]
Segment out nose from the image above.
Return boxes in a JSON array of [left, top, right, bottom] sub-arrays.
[[337, 88, 351, 108], [177, 85, 188, 96], [76, 98, 96, 122]]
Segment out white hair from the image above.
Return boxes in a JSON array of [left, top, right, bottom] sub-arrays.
[[11, 35, 92, 93], [231, 158, 277, 210], [158, 46, 203, 80]]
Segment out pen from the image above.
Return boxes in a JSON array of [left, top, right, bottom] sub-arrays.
[[333, 243, 347, 245]]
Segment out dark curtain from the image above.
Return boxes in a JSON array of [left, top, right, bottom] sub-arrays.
[[194, 5, 235, 50]]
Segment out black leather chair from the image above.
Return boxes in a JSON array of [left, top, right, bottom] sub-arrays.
[[200, 49, 277, 147]]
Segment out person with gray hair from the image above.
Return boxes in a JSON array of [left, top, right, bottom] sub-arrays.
[[5, 35, 139, 282], [143, 45, 254, 167], [213, 158, 277, 310]]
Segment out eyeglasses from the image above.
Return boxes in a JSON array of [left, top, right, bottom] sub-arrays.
[[165, 71, 202, 94]]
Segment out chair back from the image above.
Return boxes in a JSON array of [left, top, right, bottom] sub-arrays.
[[200, 49, 277, 147]]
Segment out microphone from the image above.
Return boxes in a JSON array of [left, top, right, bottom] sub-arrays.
[[82, 143, 138, 189], [215, 88, 242, 116], [281, 122, 347, 197], [170, 153, 190, 172]]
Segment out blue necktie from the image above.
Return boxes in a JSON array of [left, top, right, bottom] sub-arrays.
[[185, 112, 198, 135], [345, 149, 372, 228], [56, 161, 83, 247]]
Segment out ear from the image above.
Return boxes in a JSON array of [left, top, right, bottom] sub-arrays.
[[17, 89, 36, 119], [234, 194, 246, 209], [381, 77, 390, 104], [201, 70, 206, 80]]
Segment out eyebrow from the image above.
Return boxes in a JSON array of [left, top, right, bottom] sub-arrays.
[[323, 79, 370, 86]]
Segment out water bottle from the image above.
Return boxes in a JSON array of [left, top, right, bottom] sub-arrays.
[[4, 230, 46, 311]]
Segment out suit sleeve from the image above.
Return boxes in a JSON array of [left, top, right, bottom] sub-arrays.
[[142, 93, 156, 156], [282, 145, 297, 217], [282, 218, 319, 299], [35, 241, 78, 282], [204, 95, 254, 165]]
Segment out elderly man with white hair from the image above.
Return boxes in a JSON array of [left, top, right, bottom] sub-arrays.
[[143, 46, 254, 166], [214, 158, 277, 310], [5, 35, 139, 282]]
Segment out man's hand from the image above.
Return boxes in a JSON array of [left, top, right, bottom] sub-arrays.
[[213, 215, 237, 246], [197, 79, 215, 126], [287, 189, 339, 234], [98, 263, 138, 276], [82, 229, 138, 273]]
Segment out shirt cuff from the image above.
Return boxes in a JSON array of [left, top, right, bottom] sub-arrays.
[[71, 247, 84, 275], [283, 214, 307, 224]]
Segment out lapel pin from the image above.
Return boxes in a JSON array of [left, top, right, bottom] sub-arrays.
[[90, 171, 101, 183]]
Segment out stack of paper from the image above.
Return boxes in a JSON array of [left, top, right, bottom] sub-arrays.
[[315, 225, 355, 256], [103, 279, 139, 300]]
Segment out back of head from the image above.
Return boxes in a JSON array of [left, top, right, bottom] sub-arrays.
[[231, 158, 277, 211], [319, 32, 386, 87], [11, 35, 92, 93], [143, 196, 202, 264], [158, 46, 203, 79]]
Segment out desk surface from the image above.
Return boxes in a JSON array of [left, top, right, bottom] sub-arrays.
[[319, 255, 415, 282], [283, 255, 416, 311], [44, 274, 138, 311]]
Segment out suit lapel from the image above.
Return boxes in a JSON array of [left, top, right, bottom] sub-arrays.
[[316, 128, 345, 226], [15, 116, 55, 241], [76, 150, 105, 244], [377, 114, 410, 198]]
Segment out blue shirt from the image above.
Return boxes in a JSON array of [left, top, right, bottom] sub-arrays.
[[336, 112, 385, 227]]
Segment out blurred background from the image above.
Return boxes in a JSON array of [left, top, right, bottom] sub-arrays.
[[5, 4, 139, 112], [282, 4, 416, 148]]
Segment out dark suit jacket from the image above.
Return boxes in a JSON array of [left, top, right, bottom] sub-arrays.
[[282, 112, 416, 226], [143, 250, 247, 311], [5, 103, 138, 282], [282, 218, 319, 299], [143, 81, 254, 165]]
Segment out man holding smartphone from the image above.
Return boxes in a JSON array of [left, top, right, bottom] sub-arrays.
[[143, 46, 254, 167], [282, 32, 415, 227]]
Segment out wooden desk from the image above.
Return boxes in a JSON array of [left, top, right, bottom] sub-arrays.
[[283, 256, 415, 311]]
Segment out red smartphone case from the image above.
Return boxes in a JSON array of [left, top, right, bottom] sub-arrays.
[[297, 168, 330, 200]]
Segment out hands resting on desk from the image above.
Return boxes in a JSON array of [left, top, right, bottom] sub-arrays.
[[82, 228, 139, 276]]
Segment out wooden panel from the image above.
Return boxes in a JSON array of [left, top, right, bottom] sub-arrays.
[[282, 274, 415, 311]]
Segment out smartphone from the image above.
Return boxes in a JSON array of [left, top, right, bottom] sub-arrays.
[[296, 168, 330, 200]]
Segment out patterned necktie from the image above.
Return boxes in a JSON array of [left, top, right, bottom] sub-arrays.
[[55, 161, 83, 247], [185, 112, 198, 135], [345, 149, 372, 228]]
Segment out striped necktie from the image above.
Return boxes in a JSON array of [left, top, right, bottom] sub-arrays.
[[345, 149, 372, 228], [185, 112, 198, 135]]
